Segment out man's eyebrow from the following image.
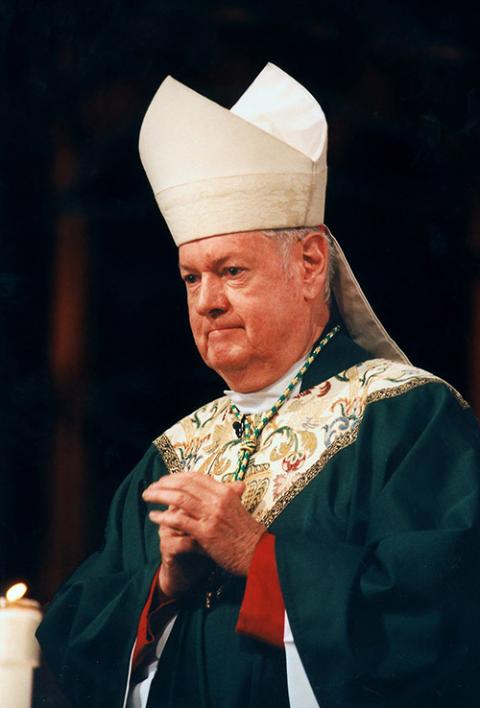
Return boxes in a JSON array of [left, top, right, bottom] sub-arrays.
[[178, 255, 237, 272]]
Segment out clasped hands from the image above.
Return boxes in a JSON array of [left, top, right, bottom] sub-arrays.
[[142, 472, 266, 599]]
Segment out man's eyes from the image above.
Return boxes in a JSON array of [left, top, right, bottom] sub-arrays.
[[182, 267, 244, 284], [225, 266, 243, 277]]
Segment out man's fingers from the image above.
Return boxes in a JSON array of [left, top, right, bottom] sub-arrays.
[[150, 509, 197, 537], [143, 482, 203, 505], [144, 472, 201, 495], [145, 471, 230, 496], [160, 524, 189, 538], [144, 473, 236, 515], [231, 481, 245, 497], [146, 474, 247, 506], [145, 488, 203, 518], [162, 534, 198, 556]]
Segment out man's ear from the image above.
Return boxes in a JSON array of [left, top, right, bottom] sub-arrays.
[[300, 231, 329, 301]]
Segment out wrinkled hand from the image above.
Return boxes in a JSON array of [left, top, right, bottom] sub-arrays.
[[143, 472, 266, 578], [157, 525, 211, 599]]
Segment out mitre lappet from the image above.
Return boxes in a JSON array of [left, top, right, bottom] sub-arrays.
[[139, 62, 408, 363]]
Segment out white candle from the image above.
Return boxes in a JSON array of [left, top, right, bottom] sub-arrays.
[[0, 584, 43, 708]]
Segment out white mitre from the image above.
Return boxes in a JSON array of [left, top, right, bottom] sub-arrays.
[[139, 63, 408, 363]]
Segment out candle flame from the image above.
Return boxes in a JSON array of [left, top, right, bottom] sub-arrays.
[[6, 582, 28, 603]]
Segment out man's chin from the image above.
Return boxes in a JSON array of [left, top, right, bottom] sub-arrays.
[[203, 346, 250, 377]]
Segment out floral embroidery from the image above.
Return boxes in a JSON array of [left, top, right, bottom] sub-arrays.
[[317, 381, 331, 396], [154, 359, 459, 525], [282, 451, 306, 472], [272, 473, 289, 497]]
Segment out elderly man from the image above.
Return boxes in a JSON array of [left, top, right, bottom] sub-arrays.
[[38, 64, 480, 708]]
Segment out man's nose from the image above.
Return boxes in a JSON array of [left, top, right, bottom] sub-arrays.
[[195, 275, 228, 317]]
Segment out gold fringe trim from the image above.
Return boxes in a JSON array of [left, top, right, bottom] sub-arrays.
[[366, 376, 469, 410], [153, 434, 183, 474]]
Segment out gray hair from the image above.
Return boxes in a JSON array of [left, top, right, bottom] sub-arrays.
[[262, 227, 336, 303]]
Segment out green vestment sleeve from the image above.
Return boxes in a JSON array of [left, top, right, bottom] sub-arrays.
[[274, 383, 480, 707], [36, 446, 167, 708]]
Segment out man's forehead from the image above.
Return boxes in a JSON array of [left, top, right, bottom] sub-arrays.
[[178, 231, 269, 268]]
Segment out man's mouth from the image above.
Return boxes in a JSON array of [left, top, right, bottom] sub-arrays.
[[207, 326, 241, 336]]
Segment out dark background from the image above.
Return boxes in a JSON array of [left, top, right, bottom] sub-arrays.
[[1, 0, 479, 611]]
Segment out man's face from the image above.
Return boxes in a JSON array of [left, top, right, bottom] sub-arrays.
[[179, 231, 323, 391]]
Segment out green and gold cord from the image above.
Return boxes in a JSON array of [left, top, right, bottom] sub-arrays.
[[230, 324, 340, 481]]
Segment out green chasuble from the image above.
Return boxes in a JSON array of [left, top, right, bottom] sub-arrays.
[[37, 330, 480, 707]]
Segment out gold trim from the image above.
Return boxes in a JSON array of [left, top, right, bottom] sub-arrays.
[[153, 434, 183, 474], [367, 376, 469, 409], [259, 377, 468, 527]]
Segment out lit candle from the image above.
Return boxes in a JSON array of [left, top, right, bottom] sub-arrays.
[[0, 583, 43, 708]]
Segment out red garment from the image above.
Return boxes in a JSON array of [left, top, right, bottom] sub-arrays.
[[132, 569, 176, 670], [236, 532, 285, 648]]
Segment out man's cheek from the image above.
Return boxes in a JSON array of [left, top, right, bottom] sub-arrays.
[[190, 327, 206, 355], [188, 315, 201, 337]]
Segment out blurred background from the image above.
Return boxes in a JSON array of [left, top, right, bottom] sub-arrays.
[[1, 0, 479, 612]]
